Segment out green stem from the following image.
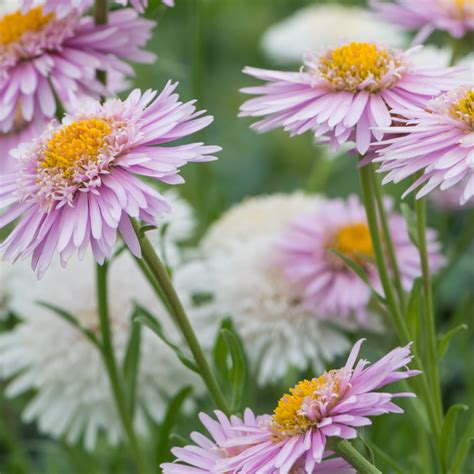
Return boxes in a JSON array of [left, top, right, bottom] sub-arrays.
[[96, 263, 149, 474], [358, 162, 410, 343], [369, 167, 406, 310], [94, 0, 108, 85], [415, 198, 444, 426], [359, 161, 442, 443], [131, 220, 230, 414], [334, 440, 382, 474]]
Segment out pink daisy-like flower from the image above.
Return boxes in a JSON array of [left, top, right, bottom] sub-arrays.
[[22, 0, 174, 17], [277, 195, 444, 327], [161, 409, 355, 474], [0, 83, 220, 278], [239, 42, 465, 155], [375, 85, 474, 206], [370, 0, 474, 43], [215, 339, 419, 473], [0, 4, 155, 136]]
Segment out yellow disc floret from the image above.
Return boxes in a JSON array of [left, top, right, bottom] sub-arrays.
[[0, 7, 54, 46], [272, 371, 345, 438], [333, 223, 374, 262], [39, 119, 112, 180], [451, 88, 474, 128], [318, 42, 404, 92]]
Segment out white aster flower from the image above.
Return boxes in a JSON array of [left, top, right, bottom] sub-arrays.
[[182, 194, 350, 385], [0, 201, 198, 450], [261, 4, 407, 64], [203, 192, 320, 252]]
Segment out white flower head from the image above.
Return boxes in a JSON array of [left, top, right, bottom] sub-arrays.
[[262, 4, 407, 64]]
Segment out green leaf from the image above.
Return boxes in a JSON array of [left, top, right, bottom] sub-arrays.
[[213, 318, 233, 379], [330, 249, 386, 304], [133, 305, 199, 374], [441, 403, 468, 469], [363, 439, 404, 474], [37, 301, 100, 348], [438, 324, 468, 360], [221, 328, 246, 412], [406, 278, 422, 339], [401, 203, 418, 247], [155, 386, 193, 465], [122, 310, 142, 415]]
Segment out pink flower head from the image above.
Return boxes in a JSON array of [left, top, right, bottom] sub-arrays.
[[371, 0, 474, 43], [239, 42, 465, 155], [215, 340, 419, 473], [0, 83, 220, 278], [277, 195, 444, 327], [0, 4, 155, 136], [161, 409, 355, 474], [375, 85, 474, 206], [22, 0, 174, 17]]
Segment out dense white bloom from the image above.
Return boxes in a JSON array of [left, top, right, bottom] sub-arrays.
[[0, 194, 198, 450], [261, 4, 407, 64], [203, 192, 320, 251], [182, 194, 349, 385]]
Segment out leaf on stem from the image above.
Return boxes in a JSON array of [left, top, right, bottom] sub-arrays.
[[123, 309, 142, 415], [401, 203, 418, 247], [406, 278, 422, 339], [133, 304, 199, 373], [155, 386, 193, 465], [330, 249, 386, 304], [213, 319, 247, 412], [37, 301, 100, 348], [438, 324, 468, 360], [440, 403, 468, 470]]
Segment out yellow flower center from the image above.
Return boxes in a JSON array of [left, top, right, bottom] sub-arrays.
[[0, 7, 54, 46], [272, 371, 345, 438], [451, 88, 474, 128], [39, 119, 112, 179], [333, 223, 374, 262], [318, 42, 403, 92]]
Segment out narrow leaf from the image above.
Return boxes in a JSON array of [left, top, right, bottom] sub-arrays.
[[37, 301, 100, 348], [406, 278, 422, 339], [441, 403, 468, 469], [330, 249, 386, 304], [134, 305, 199, 374], [221, 328, 247, 412], [123, 310, 142, 415], [438, 324, 468, 360], [401, 203, 418, 246], [156, 386, 193, 465]]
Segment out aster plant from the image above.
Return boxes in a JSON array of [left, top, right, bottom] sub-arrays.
[[0, 0, 472, 473]]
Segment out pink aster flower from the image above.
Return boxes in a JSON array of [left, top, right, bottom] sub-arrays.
[[239, 42, 465, 155], [0, 83, 220, 278], [215, 339, 419, 473], [370, 0, 474, 43], [277, 195, 444, 327], [161, 409, 355, 474], [0, 4, 155, 137], [22, 0, 174, 17], [375, 85, 474, 206]]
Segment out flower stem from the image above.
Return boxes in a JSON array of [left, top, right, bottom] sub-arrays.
[[415, 198, 443, 425], [335, 440, 382, 474], [358, 161, 410, 343], [358, 161, 442, 439], [369, 167, 406, 310], [94, 0, 108, 85], [131, 221, 231, 414], [96, 263, 149, 474]]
